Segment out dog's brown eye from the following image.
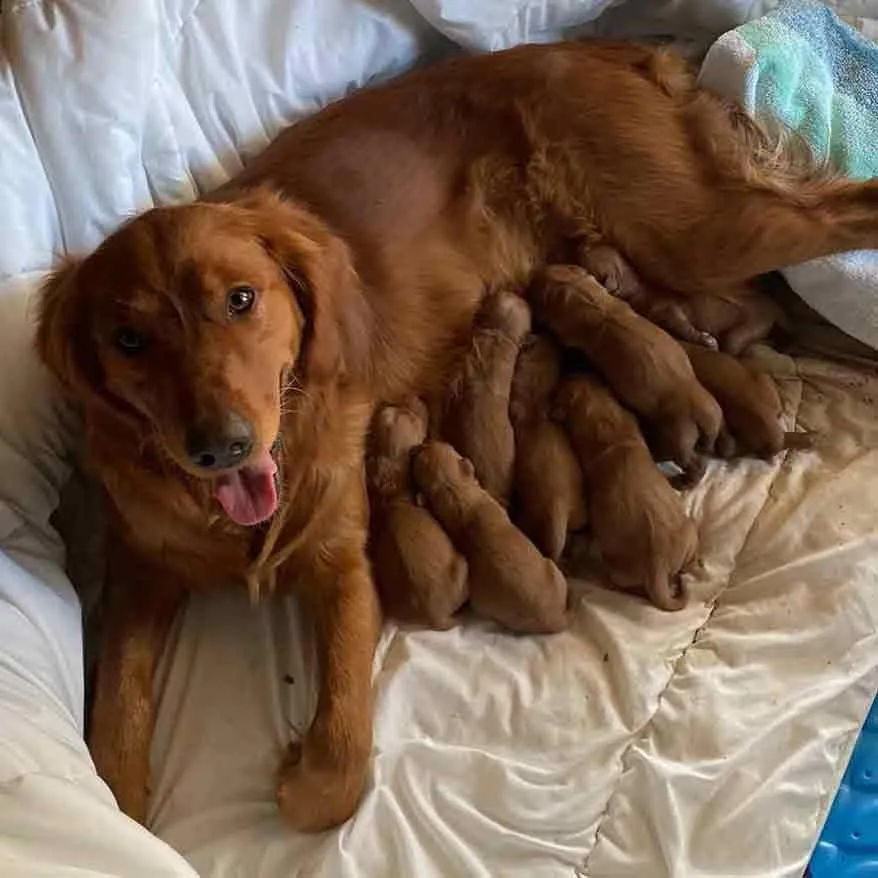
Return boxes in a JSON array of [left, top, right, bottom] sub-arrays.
[[228, 285, 256, 316], [115, 328, 147, 355]]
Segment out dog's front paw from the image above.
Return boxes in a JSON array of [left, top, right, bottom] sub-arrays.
[[276, 724, 371, 832]]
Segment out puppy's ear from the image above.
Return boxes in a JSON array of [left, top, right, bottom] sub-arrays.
[[35, 258, 101, 399], [239, 187, 370, 384]]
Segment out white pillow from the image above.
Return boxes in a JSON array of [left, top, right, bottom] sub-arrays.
[[409, 0, 620, 50], [0, 274, 74, 550], [0, 0, 443, 274]]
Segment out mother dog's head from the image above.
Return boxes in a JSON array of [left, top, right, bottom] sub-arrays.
[[36, 188, 368, 526]]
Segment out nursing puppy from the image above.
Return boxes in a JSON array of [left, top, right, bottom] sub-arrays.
[[366, 400, 468, 629], [529, 264, 723, 483], [582, 243, 782, 354], [37, 39, 878, 831], [553, 375, 699, 610], [682, 343, 813, 458], [509, 334, 587, 561], [413, 441, 569, 634], [439, 291, 532, 504]]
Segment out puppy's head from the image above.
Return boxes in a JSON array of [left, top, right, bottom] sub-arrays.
[[412, 440, 478, 510], [475, 291, 532, 342], [550, 375, 593, 427], [366, 400, 429, 499], [36, 188, 367, 526], [369, 399, 429, 459], [510, 334, 562, 419]]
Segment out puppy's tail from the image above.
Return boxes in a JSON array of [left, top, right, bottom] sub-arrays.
[[645, 566, 689, 613]]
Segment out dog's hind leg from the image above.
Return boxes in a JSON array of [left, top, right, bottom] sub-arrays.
[[629, 178, 878, 296]]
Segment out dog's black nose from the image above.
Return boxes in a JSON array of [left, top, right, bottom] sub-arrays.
[[186, 413, 255, 471]]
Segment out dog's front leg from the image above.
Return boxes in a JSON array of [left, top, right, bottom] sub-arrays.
[[88, 542, 184, 823], [276, 498, 381, 832]]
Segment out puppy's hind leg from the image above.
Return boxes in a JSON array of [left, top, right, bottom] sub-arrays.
[[645, 299, 719, 349], [719, 290, 783, 355]]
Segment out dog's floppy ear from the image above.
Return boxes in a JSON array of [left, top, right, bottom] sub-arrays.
[[238, 187, 370, 384], [35, 258, 102, 399], [35, 258, 144, 440]]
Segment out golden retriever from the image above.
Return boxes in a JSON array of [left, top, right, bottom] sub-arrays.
[[36, 40, 878, 831]]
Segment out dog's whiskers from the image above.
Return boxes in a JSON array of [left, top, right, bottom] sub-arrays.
[[280, 373, 312, 416]]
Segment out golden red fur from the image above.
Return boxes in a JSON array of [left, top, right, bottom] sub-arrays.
[[36, 40, 878, 831]]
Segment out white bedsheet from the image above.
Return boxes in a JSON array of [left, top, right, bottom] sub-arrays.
[[1, 2, 877, 876]]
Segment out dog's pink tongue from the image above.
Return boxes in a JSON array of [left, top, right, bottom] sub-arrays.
[[213, 448, 278, 526]]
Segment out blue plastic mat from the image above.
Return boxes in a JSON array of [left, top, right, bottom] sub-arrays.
[[808, 693, 878, 876]]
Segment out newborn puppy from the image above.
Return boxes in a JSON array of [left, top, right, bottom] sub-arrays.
[[413, 441, 568, 634], [366, 400, 468, 629], [439, 291, 532, 504], [553, 375, 699, 611], [582, 243, 781, 355], [682, 343, 813, 459], [509, 334, 587, 561], [529, 264, 722, 483]]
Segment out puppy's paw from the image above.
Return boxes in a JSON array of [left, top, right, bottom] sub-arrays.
[[276, 726, 370, 833], [697, 331, 719, 350], [669, 455, 707, 491], [581, 244, 640, 298]]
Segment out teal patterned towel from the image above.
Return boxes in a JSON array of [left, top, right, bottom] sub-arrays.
[[699, 0, 878, 348]]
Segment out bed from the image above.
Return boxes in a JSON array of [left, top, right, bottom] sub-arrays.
[[1, 2, 877, 876]]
